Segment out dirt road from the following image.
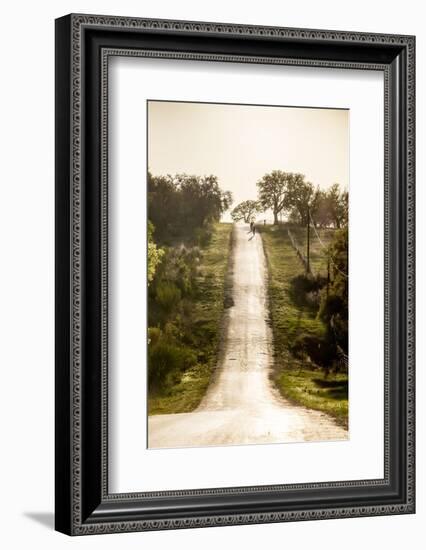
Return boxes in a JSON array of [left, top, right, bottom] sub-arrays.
[[148, 225, 347, 449]]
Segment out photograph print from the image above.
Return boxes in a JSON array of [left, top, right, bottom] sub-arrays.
[[147, 100, 349, 449]]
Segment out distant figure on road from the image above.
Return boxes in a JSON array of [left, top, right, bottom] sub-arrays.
[[252, 223, 256, 236], [250, 221, 254, 233]]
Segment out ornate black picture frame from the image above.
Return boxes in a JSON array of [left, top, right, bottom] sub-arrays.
[[55, 14, 415, 535]]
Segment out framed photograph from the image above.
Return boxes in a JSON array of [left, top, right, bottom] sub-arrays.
[[55, 14, 415, 535]]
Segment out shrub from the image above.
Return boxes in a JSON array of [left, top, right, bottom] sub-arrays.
[[148, 339, 197, 391], [155, 281, 182, 312], [147, 221, 164, 285], [292, 332, 336, 371], [195, 227, 212, 248], [147, 326, 162, 346], [288, 273, 326, 309], [153, 246, 200, 297]]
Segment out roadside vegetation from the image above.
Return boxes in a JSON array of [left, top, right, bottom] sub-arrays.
[[277, 369, 348, 423], [261, 225, 348, 426], [148, 167, 349, 425], [147, 172, 233, 414], [249, 171, 349, 427]]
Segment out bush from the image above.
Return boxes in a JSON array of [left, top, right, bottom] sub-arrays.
[[292, 332, 336, 370], [318, 228, 348, 354], [195, 227, 212, 248], [148, 339, 197, 391], [147, 326, 161, 346], [288, 273, 326, 309], [147, 221, 164, 285], [155, 281, 182, 312], [153, 246, 200, 297]]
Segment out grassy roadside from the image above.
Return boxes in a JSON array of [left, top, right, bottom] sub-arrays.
[[260, 225, 348, 427], [148, 222, 233, 415], [287, 225, 337, 277], [277, 370, 348, 426]]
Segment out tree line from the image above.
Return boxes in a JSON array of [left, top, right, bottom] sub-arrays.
[[148, 172, 232, 245], [231, 170, 348, 229], [148, 171, 232, 288]]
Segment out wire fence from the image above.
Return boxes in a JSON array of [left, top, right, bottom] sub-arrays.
[[309, 211, 348, 279], [287, 229, 312, 275], [287, 218, 349, 370]]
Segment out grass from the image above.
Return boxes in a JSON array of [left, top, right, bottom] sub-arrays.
[[148, 222, 233, 415], [260, 225, 325, 358], [287, 225, 337, 276], [148, 364, 212, 414], [277, 369, 348, 428], [260, 224, 348, 426]]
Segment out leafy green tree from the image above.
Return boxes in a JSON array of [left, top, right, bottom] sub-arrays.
[[327, 183, 348, 229], [319, 227, 348, 354], [231, 200, 262, 223], [175, 174, 232, 230], [147, 221, 164, 285], [339, 189, 349, 228], [256, 170, 290, 225], [310, 188, 333, 228], [257, 171, 319, 226], [285, 173, 315, 226], [147, 172, 178, 242], [148, 172, 232, 243], [290, 182, 348, 229]]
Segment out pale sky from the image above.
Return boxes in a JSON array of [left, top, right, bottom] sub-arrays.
[[148, 101, 349, 222]]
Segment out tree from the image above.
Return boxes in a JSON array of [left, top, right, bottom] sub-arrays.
[[148, 172, 232, 243], [339, 189, 349, 228], [147, 172, 179, 242], [310, 188, 333, 228], [285, 173, 315, 226], [230, 200, 262, 223], [319, 227, 348, 354], [286, 180, 349, 230], [256, 170, 291, 225], [147, 221, 164, 285], [175, 174, 232, 229], [327, 183, 348, 229]]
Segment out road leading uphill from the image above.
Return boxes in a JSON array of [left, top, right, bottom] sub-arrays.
[[148, 225, 347, 449]]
